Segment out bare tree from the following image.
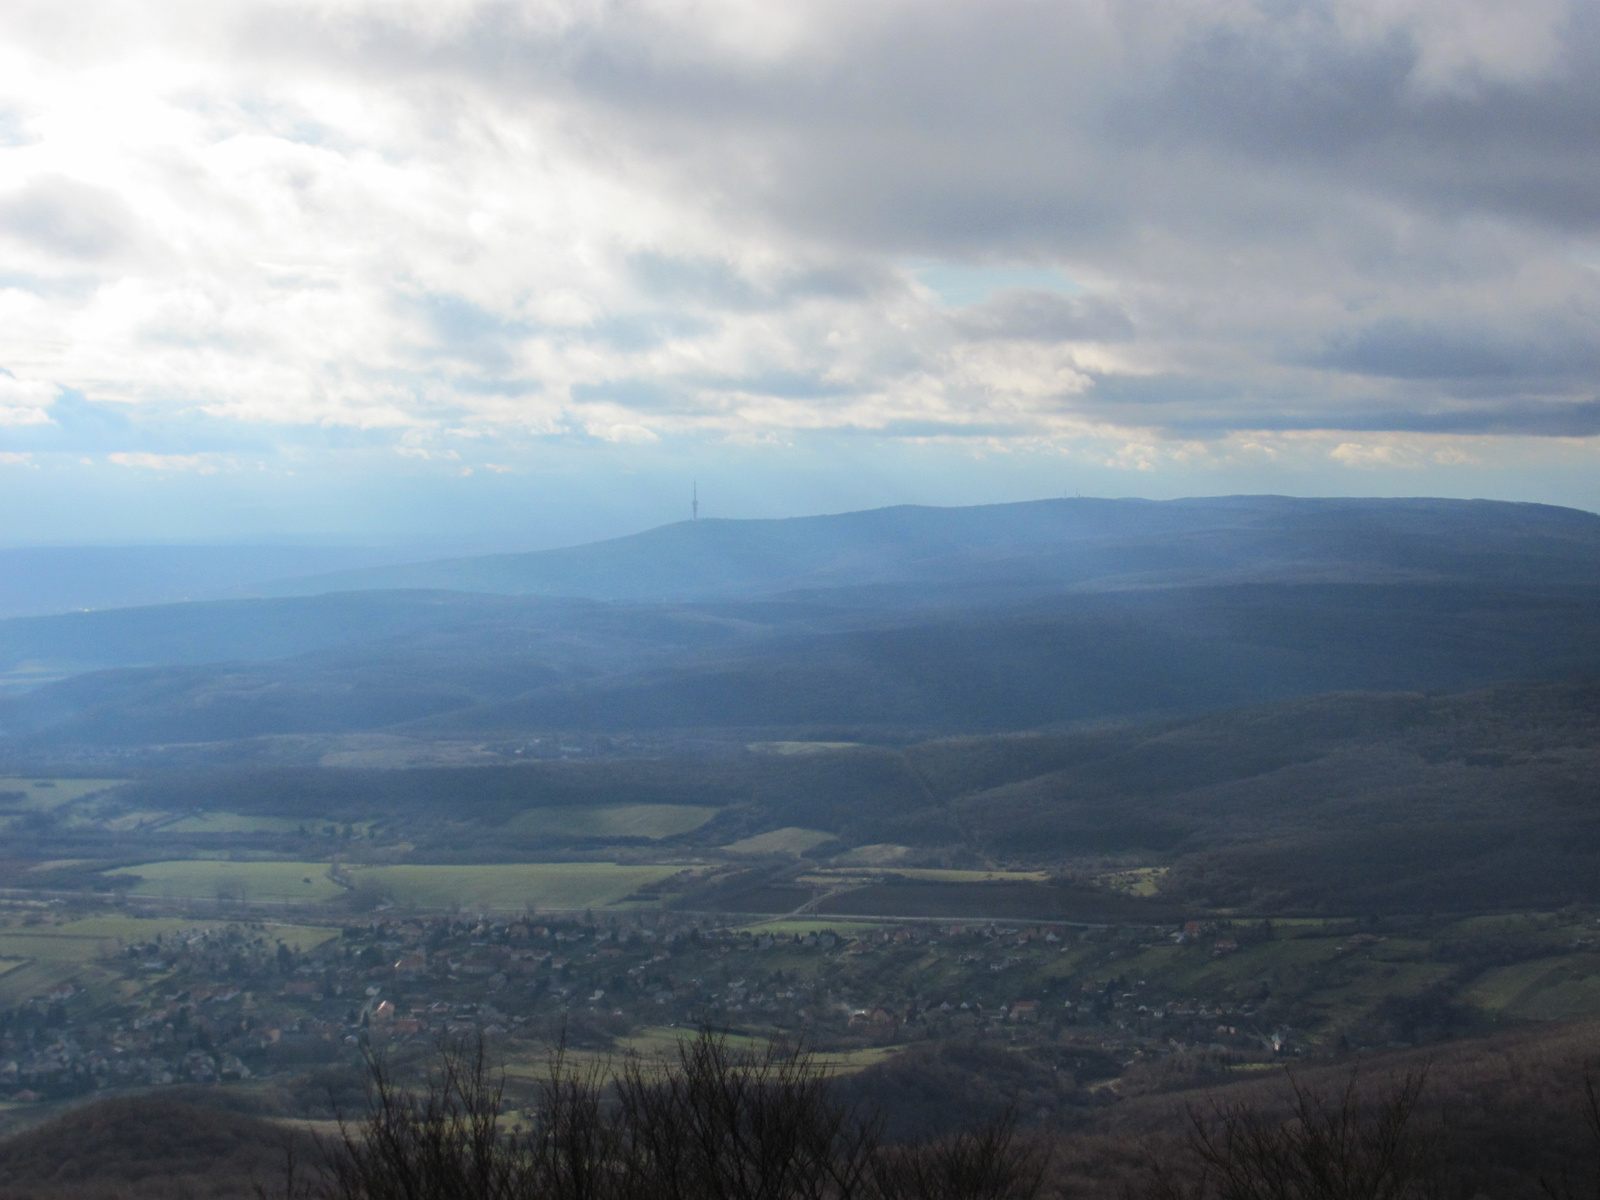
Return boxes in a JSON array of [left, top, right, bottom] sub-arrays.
[[868, 1112, 1048, 1200], [1542, 1074, 1600, 1200], [1142, 1069, 1448, 1200], [290, 1030, 1045, 1200]]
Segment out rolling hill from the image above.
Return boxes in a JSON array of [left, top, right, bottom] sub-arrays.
[[264, 495, 1600, 602], [1, 495, 1597, 751]]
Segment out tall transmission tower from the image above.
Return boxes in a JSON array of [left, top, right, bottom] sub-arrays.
[[692, 480, 699, 520]]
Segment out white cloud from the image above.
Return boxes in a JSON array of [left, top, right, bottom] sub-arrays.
[[107, 451, 220, 473], [0, 374, 58, 425], [0, 0, 1593, 491]]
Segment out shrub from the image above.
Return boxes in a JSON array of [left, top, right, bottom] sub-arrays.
[[286, 1030, 1045, 1200]]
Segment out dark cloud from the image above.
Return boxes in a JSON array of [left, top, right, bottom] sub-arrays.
[[374, 2, 1600, 249], [1313, 318, 1600, 382], [1086, 385, 1600, 440], [1368, 401, 1600, 437]]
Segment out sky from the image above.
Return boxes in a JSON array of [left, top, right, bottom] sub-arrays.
[[1, 0, 1599, 548]]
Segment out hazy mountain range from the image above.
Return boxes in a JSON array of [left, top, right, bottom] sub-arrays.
[[1, 495, 1597, 754]]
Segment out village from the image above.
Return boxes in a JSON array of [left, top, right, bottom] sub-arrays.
[[0, 905, 1301, 1111]]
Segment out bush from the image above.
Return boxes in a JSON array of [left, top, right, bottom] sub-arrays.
[[285, 1031, 1045, 1200], [1139, 1069, 1448, 1200]]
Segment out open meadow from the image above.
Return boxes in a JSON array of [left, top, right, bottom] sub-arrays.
[[101, 859, 686, 912], [0, 778, 124, 816], [504, 804, 718, 840], [721, 828, 836, 855]]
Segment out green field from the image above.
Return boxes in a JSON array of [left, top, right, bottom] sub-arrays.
[[0, 915, 339, 1005], [1467, 954, 1600, 1019], [722, 828, 836, 855], [102, 859, 687, 911], [805, 868, 1051, 884], [508, 1028, 896, 1079], [505, 805, 718, 840], [105, 861, 346, 902], [347, 863, 683, 911]]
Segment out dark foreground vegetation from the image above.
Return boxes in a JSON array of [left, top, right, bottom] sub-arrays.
[[302, 1021, 1600, 1200], [300, 1033, 1046, 1200], [5, 1020, 1600, 1199]]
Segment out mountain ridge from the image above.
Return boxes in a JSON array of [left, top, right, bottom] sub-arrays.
[[260, 495, 1600, 603]]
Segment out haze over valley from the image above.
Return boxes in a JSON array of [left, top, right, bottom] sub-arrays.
[[4, 1, 1600, 1194]]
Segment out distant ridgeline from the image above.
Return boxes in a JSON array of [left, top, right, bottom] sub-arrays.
[[0, 494, 1597, 748]]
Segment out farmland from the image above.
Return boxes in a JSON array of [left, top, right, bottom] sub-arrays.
[[0, 914, 339, 1006], [346, 862, 684, 910], [102, 860, 685, 912], [722, 828, 836, 855], [802, 868, 1052, 885], [0, 778, 123, 810], [504, 804, 718, 840], [104, 862, 347, 903]]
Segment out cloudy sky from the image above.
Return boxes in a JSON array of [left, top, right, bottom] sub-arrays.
[[1, 0, 1598, 546]]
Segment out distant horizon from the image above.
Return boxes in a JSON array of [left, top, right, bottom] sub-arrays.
[[3, 3, 1600, 550], [3, 486, 1598, 555]]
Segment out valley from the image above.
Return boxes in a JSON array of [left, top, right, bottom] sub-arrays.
[[0, 496, 1597, 1190]]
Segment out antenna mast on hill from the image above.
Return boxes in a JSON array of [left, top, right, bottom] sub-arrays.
[[692, 480, 699, 520]]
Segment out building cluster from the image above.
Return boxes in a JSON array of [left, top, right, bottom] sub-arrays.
[[0, 910, 1306, 1105]]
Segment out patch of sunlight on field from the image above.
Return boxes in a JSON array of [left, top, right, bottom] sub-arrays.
[[350, 863, 682, 911], [722, 828, 836, 856], [1467, 954, 1600, 1019], [605, 1029, 896, 1076], [830, 844, 911, 866], [506, 805, 718, 840], [98, 812, 177, 832], [104, 861, 345, 902], [0, 778, 123, 809], [26, 860, 95, 874]]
